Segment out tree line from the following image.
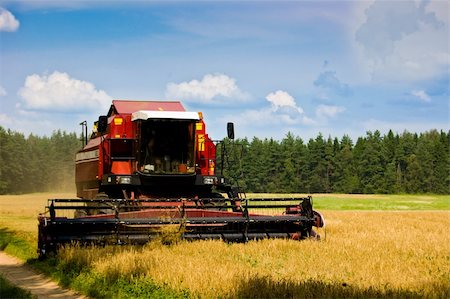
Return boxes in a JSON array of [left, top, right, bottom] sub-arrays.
[[219, 130, 449, 194], [0, 126, 80, 194], [0, 125, 448, 195]]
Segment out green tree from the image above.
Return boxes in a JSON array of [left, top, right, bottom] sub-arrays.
[[334, 135, 359, 193], [356, 131, 387, 193], [306, 134, 327, 193], [279, 133, 301, 192], [405, 154, 422, 193]]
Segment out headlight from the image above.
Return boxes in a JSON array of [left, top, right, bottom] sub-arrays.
[[118, 176, 131, 184], [203, 177, 214, 185]]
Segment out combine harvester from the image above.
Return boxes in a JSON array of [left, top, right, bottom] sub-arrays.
[[38, 100, 324, 257]]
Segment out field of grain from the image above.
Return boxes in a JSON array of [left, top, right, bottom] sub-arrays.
[[0, 193, 449, 298]]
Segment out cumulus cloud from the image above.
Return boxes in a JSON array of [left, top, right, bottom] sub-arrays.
[[165, 73, 248, 104], [266, 90, 304, 114], [354, 0, 448, 82], [263, 90, 312, 125], [18, 71, 112, 112], [411, 90, 431, 102], [314, 71, 352, 97], [221, 90, 314, 134], [356, 0, 442, 60], [0, 8, 19, 32], [226, 106, 314, 131], [426, 0, 449, 26], [0, 85, 6, 97], [316, 104, 346, 119]]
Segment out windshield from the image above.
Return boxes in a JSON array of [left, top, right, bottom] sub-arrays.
[[138, 119, 195, 174]]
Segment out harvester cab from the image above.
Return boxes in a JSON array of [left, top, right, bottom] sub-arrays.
[[74, 100, 227, 201], [37, 100, 324, 257]]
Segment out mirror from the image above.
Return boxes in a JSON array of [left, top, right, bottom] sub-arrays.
[[98, 116, 108, 133], [227, 122, 235, 140]]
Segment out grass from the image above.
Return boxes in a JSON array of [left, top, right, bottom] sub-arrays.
[[0, 274, 35, 299], [246, 193, 450, 210], [312, 194, 450, 210], [0, 228, 35, 261], [29, 251, 189, 299], [0, 193, 449, 298]]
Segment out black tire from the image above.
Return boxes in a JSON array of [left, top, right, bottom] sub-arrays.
[[206, 193, 228, 211]]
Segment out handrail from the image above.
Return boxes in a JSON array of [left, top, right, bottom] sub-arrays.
[[49, 197, 310, 203]]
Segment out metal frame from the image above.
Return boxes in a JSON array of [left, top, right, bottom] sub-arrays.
[[38, 197, 318, 257]]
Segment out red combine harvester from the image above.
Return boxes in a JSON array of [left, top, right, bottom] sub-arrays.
[[38, 100, 324, 257]]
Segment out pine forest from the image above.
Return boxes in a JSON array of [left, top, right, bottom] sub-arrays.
[[0, 126, 448, 195]]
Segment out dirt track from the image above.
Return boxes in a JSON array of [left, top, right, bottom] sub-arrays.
[[0, 251, 86, 299]]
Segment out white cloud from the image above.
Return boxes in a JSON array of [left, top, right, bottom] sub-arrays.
[[316, 104, 346, 119], [165, 73, 248, 104], [411, 90, 431, 102], [426, 0, 449, 26], [356, 0, 442, 60], [353, 0, 448, 82], [221, 90, 314, 135], [0, 85, 6, 97], [214, 90, 352, 140], [0, 8, 19, 32], [265, 90, 313, 125], [266, 90, 303, 113], [224, 107, 314, 131], [18, 71, 112, 112]]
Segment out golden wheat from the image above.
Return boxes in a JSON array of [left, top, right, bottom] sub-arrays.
[[57, 211, 449, 298], [0, 193, 75, 246]]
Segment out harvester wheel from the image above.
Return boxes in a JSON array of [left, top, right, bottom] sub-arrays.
[[205, 193, 227, 211], [95, 192, 112, 215], [74, 209, 87, 218]]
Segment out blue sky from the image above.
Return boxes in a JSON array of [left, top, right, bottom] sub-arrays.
[[0, 0, 448, 141]]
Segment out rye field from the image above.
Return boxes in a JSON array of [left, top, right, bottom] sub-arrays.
[[0, 193, 449, 298]]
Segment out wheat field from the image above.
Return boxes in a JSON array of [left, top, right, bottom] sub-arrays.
[[58, 211, 449, 298], [1, 193, 449, 298]]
